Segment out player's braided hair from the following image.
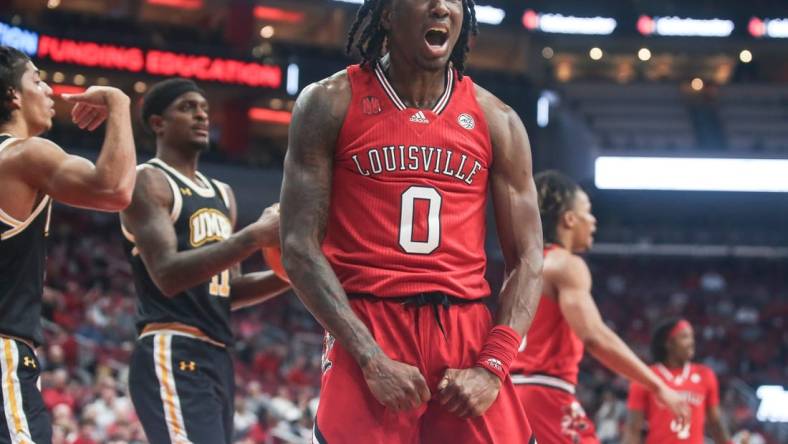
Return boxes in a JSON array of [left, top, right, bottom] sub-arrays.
[[535, 170, 580, 245], [0, 46, 31, 125], [345, 0, 478, 78], [650, 318, 682, 364]]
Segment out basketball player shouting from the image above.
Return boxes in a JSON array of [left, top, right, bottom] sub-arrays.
[[511, 171, 688, 444], [625, 318, 732, 444], [0, 45, 136, 444], [120, 78, 289, 444], [281, 1, 543, 442]]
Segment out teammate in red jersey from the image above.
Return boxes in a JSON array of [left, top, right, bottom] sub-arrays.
[[280, 1, 543, 442], [624, 318, 732, 444], [511, 171, 688, 444]]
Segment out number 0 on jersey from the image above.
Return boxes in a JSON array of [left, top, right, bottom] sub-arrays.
[[399, 186, 442, 255]]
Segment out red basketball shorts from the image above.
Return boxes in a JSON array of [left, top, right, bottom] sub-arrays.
[[314, 296, 535, 444], [514, 380, 599, 444]]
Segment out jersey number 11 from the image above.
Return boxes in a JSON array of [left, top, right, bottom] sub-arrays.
[[210, 270, 230, 297]]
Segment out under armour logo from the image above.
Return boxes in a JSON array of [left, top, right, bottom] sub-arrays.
[[22, 356, 36, 368], [180, 187, 192, 196], [409, 111, 429, 124], [179, 361, 196, 371]]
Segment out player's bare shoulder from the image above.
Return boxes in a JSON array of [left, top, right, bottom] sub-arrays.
[[4, 137, 63, 165], [544, 248, 591, 291], [294, 69, 352, 130], [473, 84, 522, 137], [473, 84, 531, 165], [0, 137, 68, 183], [125, 164, 173, 213], [473, 84, 514, 118]]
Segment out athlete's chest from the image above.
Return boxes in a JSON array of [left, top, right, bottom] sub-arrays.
[[337, 109, 490, 188], [178, 197, 232, 249], [656, 366, 708, 407]]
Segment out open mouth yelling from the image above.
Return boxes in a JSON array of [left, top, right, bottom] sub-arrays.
[[424, 27, 449, 57]]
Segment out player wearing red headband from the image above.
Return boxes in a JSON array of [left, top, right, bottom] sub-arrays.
[[624, 318, 732, 444]]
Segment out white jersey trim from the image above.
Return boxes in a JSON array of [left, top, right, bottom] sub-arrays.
[[373, 63, 454, 115], [0, 135, 17, 154], [0, 208, 23, 228], [139, 164, 183, 222], [0, 137, 26, 230], [510, 374, 576, 394], [149, 158, 215, 198], [152, 333, 193, 444], [121, 164, 182, 256], [1, 338, 34, 444], [44, 200, 52, 237], [0, 196, 51, 241], [656, 363, 691, 386], [211, 179, 231, 209]]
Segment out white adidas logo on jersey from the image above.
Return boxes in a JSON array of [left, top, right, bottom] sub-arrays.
[[409, 111, 429, 124]]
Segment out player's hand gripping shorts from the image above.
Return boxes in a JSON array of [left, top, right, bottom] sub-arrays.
[[313, 295, 536, 444]]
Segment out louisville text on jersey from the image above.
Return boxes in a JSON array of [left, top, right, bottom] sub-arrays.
[[677, 390, 706, 407], [351, 145, 484, 185]]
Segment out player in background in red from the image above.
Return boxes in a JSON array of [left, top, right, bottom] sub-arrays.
[[280, 0, 543, 442], [511, 171, 688, 444], [624, 318, 732, 444]]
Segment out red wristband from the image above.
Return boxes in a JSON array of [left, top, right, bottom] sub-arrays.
[[475, 325, 522, 383]]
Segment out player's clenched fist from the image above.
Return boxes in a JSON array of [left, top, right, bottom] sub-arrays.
[[438, 367, 502, 418], [361, 352, 431, 411]]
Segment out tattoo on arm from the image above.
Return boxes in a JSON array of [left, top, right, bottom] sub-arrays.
[[121, 168, 259, 297], [280, 78, 381, 367]]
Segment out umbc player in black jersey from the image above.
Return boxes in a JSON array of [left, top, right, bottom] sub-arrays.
[[120, 78, 289, 444], [0, 46, 136, 444]]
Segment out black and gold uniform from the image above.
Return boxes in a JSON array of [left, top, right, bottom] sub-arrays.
[[0, 134, 52, 444], [123, 158, 236, 444]]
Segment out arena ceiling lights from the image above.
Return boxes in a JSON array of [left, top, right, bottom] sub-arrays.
[[146, 0, 202, 9], [253, 6, 305, 24], [521, 10, 617, 35], [333, 0, 506, 26], [749, 17, 788, 38], [0, 21, 38, 56], [248, 108, 292, 125], [637, 15, 734, 37], [594, 157, 788, 193]]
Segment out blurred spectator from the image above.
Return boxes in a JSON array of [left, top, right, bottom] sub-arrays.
[[82, 376, 134, 439], [595, 390, 626, 444], [42, 369, 77, 412]]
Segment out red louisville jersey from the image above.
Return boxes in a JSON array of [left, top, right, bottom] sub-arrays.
[[511, 246, 585, 385], [627, 363, 720, 444], [321, 63, 492, 299]]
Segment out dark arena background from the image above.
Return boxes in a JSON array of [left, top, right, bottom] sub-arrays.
[[1, 0, 787, 443]]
